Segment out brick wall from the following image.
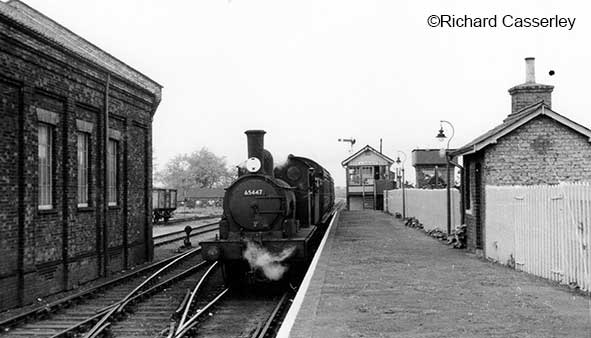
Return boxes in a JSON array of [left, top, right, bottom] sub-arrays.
[[508, 85, 553, 114], [463, 114, 591, 253], [0, 14, 157, 310], [484, 115, 591, 185], [0, 79, 20, 309]]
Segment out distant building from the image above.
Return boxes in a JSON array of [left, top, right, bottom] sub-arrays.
[[454, 57, 591, 253], [341, 145, 395, 210], [178, 187, 226, 207], [411, 149, 456, 189], [0, 1, 161, 310]]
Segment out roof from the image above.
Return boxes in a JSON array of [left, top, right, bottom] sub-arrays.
[[454, 101, 591, 156], [178, 188, 226, 199], [411, 149, 457, 167], [0, 0, 162, 101], [341, 145, 395, 166]]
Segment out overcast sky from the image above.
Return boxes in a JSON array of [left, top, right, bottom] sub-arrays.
[[21, 0, 591, 186]]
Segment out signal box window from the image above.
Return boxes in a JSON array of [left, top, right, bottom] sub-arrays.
[[348, 167, 361, 185], [361, 166, 373, 185]]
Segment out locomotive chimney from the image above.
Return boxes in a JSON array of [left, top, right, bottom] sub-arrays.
[[245, 130, 266, 172]]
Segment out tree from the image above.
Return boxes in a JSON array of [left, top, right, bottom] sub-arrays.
[[155, 148, 235, 192]]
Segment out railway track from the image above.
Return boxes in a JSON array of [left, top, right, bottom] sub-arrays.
[[154, 214, 221, 226], [1, 206, 341, 337], [154, 221, 220, 247], [0, 249, 209, 338], [168, 284, 292, 338], [172, 204, 343, 338], [0, 222, 220, 336]]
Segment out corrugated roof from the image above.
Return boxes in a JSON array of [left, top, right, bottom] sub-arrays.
[[0, 0, 162, 99]]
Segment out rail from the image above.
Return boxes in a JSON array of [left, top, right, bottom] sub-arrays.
[[154, 214, 221, 225], [250, 292, 290, 338], [168, 261, 228, 338], [154, 221, 219, 247], [0, 247, 203, 333], [81, 248, 202, 338]]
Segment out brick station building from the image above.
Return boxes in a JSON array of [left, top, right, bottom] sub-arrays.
[[0, 1, 162, 310], [454, 58, 591, 253]]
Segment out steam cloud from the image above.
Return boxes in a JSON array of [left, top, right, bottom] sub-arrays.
[[243, 240, 295, 281]]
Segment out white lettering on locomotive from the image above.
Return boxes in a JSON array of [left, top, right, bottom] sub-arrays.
[[243, 189, 264, 196]]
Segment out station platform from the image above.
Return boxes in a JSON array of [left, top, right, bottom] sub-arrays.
[[282, 210, 591, 338]]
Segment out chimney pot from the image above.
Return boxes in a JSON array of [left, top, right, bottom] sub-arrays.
[[507, 57, 554, 116], [525, 57, 535, 83]]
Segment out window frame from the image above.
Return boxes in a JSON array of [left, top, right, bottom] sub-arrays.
[[348, 167, 361, 186], [77, 132, 90, 208], [107, 138, 118, 206], [361, 166, 374, 185], [38, 123, 54, 210]]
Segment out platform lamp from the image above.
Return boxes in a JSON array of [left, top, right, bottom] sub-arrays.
[[436, 120, 454, 235], [395, 151, 407, 220]]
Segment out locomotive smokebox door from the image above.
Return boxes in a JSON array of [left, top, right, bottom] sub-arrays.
[[226, 176, 287, 231]]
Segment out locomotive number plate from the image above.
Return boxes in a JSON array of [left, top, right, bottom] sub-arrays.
[[243, 189, 264, 196]]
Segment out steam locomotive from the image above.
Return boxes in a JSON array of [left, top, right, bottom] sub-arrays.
[[200, 130, 335, 283]]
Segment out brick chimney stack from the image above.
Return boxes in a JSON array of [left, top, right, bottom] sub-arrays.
[[507, 57, 554, 119]]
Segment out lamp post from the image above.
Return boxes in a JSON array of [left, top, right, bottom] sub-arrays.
[[395, 151, 407, 220], [436, 120, 454, 235]]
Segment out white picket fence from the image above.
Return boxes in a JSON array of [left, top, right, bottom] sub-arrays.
[[486, 183, 591, 292], [384, 188, 461, 231]]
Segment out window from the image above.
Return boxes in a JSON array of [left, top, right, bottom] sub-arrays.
[[348, 167, 361, 185], [38, 123, 53, 209], [107, 139, 118, 206], [77, 132, 90, 207], [361, 166, 373, 185]]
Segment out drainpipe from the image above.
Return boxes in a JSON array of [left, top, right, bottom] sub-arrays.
[[102, 73, 110, 277]]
